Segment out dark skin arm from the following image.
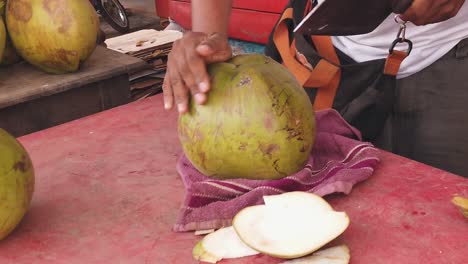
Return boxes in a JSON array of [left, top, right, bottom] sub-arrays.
[[163, 0, 232, 114], [400, 0, 465, 25]]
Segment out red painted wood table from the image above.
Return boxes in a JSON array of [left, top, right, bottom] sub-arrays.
[[1, 94, 466, 264]]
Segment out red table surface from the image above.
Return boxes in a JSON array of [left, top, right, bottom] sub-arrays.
[[0, 94, 466, 264]]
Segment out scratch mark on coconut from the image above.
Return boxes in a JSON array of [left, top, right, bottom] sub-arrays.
[[300, 145, 307, 152], [189, 122, 201, 142], [263, 113, 275, 131], [276, 124, 303, 141], [197, 151, 207, 170], [267, 86, 290, 117], [237, 76, 252, 87], [246, 132, 256, 139], [213, 123, 223, 143], [42, 49, 79, 71], [273, 159, 287, 176], [43, 0, 73, 33], [287, 128, 301, 140], [280, 94, 291, 117], [193, 126, 204, 141], [178, 123, 189, 143], [258, 143, 280, 159], [57, 49, 78, 63], [12, 155, 27, 173], [8, 0, 32, 22], [13, 161, 26, 173], [239, 142, 248, 151]]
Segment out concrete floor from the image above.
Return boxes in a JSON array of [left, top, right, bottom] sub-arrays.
[[120, 0, 156, 15]]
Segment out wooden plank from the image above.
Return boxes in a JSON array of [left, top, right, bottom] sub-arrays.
[[0, 46, 147, 109], [0, 75, 130, 137]]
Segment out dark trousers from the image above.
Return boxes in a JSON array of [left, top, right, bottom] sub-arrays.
[[376, 38, 468, 177]]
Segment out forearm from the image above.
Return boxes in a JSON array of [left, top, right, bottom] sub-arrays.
[[192, 0, 232, 35]]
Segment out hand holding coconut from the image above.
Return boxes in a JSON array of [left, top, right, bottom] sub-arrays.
[[163, 0, 233, 114], [163, 31, 232, 114]]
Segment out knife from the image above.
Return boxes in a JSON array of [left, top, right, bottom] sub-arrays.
[[294, 0, 413, 36]]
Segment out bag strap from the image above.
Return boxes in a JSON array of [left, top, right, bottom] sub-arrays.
[[384, 50, 409, 76], [272, 8, 340, 110], [304, 1, 341, 110], [310, 35, 341, 110], [272, 8, 312, 85]]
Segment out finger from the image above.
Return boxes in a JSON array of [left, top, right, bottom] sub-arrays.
[[399, 0, 430, 25], [170, 38, 198, 95], [206, 45, 233, 63], [184, 47, 210, 102], [168, 57, 190, 114], [400, 7, 421, 25], [174, 48, 198, 98], [162, 69, 174, 110], [196, 33, 232, 63]]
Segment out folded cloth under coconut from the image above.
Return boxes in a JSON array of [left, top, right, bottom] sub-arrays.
[[173, 109, 380, 232]]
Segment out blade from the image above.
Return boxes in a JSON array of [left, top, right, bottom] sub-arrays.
[[294, 0, 412, 36]]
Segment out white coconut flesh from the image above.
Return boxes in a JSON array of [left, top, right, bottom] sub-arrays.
[[233, 192, 350, 259], [279, 245, 350, 264], [192, 226, 259, 263]]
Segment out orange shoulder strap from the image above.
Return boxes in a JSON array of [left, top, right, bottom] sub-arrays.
[[272, 8, 311, 85], [272, 8, 340, 110], [310, 36, 341, 110], [384, 50, 408, 76]]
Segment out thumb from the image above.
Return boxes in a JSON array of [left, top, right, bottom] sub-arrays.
[[399, 8, 416, 24], [196, 33, 232, 63]]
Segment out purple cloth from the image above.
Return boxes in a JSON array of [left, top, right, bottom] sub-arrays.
[[173, 109, 380, 232]]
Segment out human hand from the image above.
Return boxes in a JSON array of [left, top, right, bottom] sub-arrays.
[[163, 31, 232, 114], [400, 0, 465, 25]]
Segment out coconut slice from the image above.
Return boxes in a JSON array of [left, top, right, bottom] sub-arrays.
[[452, 196, 468, 218], [194, 229, 215, 236], [192, 226, 259, 263], [233, 192, 350, 259], [279, 245, 350, 264]]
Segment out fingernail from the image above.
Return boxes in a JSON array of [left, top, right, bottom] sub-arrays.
[[164, 102, 171, 110], [196, 44, 212, 54], [199, 82, 209, 92], [194, 93, 206, 104], [177, 103, 186, 113]]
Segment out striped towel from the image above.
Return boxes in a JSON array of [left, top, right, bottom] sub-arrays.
[[173, 109, 380, 232]]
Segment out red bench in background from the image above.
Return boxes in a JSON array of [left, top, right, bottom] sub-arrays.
[[155, 0, 288, 44]]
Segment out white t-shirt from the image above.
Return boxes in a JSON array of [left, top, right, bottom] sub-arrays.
[[331, 3, 468, 79]]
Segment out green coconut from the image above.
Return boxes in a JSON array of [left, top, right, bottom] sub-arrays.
[[0, 129, 35, 240], [178, 54, 316, 180]]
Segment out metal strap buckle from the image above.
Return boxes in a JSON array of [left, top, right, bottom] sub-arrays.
[[389, 15, 413, 55]]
